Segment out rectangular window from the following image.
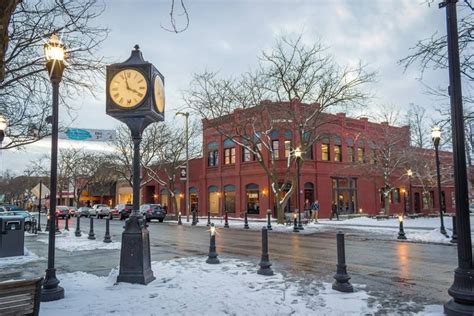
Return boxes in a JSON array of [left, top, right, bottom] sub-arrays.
[[208, 150, 218, 166], [242, 147, 252, 162], [370, 150, 377, 164], [347, 146, 354, 162], [303, 145, 313, 160], [272, 140, 279, 159], [321, 143, 330, 161], [357, 147, 364, 163], [224, 148, 235, 165], [254, 144, 262, 161], [284, 140, 291, 158], [334, 145, 341, 162]]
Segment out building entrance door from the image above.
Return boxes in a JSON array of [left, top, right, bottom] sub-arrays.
[[414, 192, 421, 213], [332, 177, 357, 214]]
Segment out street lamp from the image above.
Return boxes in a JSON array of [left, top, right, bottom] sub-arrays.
[[432, 126, 447, 237], [41, 33, 66, 302], [401, 188, 407, 216], [440, 2, 474, 314], [0, 115, 7, 144], [294, 147, 303, 230], [397, 214, 407, 240], [176, 111, 190, 222], [407, 169, 413, 214]]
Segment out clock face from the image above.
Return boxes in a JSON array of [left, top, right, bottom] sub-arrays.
[[153, 75, 165, 113], [109, 69, 148, 108]]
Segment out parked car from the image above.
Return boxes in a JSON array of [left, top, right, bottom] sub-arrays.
[[7, 209, 33, 231], [90, 204, 111, 219], [139, 204, 166, 222], [111, 204, 134, 220], [0, 204, 21, 212], [76, 206, 90, 217], [68, 206, 77, 217], [55, 206, 70, 219]]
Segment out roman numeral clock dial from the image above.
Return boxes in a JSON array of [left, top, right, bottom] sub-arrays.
[[109, 69, 148, 108]]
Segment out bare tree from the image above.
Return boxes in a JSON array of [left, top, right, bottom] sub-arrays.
[[0, 0, 108, 149], [161, 0, 189, 33], [185, 35, 375, 223], [108, 123, 169, 189], [144, 121, 200, 216]]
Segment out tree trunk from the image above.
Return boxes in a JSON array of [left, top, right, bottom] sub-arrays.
[[384, 194, 390, 215]]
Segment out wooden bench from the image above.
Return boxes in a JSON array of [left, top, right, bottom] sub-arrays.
[[0, 278, 43, 316]]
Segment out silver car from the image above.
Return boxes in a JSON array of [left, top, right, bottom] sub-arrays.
[[90, 204, 111, 219], [76, 206, 90, 217]]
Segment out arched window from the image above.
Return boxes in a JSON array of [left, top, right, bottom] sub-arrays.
[[223, 184, 236, 213], [208, 185, 220, 215], [189, 187, 198, 212], [320, 134, 330, 161], [207, 141, 219, 166], [332, 135, 342, 162], [346, 137, 354, 162], [246, 183, 260, 215], [223, 139, 236, 165]]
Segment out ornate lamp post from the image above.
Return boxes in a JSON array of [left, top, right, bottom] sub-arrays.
[[440, 1, 474, 314], [432, 126, 448, 237], [0, 115, 6, 144], [176, 111, 190, 222], [407, 169, 413, 214], [294, 147, 303, 230], [41, 34, 66, 302], [401, 188, 407, 216]]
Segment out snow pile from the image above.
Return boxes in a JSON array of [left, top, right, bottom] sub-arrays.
[[0, 248, 42, 267], [41, 257, 379, 316], [318, 216, 453, 230], [407, 228, 453, 244], [37, 230, 121, 252]]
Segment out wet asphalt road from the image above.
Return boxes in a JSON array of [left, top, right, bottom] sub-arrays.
[[5, 215, 458, 313]]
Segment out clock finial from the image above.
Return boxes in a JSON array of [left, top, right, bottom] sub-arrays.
[[134, 44, 140, 51]]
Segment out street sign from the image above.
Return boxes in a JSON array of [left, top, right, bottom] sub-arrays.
[[180, 166, 187, 180], [59, 128, 116, 142]]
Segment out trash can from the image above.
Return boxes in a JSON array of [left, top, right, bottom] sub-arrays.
[[0, 216, 25, 257]]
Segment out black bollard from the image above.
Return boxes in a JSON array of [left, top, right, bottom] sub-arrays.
[[207, 211, 211, 227], [244, 212, 249, 229], [332, 231, 354, 292], [192, 211, 197, 226], [293, 214, 299, 233], [178, 212, 182, 225], [206, 224, 220, 264], [45, 218, 50, 232], [267, 210, 272, 230], [224, 212, 229, 228], [75, 216, 82, 237], [55, 216, 60, 234], [88, 217, 96, 240], [397, 216, 407, 240], [103, 218, 112, 243], [451, 215, 457, 243], [64, 216, 69, 231], [257, 227, 274, 276], [37, 206, 42, 232]]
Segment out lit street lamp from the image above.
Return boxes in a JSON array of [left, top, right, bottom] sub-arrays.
[[176, 111, 190, 222], [0, 115, 7, 144], [41, 33, 66, 302], [401, 188, 407, 216], [294, 147, 303, 230], [432, 126, 447, 237], [397, 214, 407, 240]]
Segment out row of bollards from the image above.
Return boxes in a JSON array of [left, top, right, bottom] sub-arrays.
[[205, 224, 352, 293], [203, 210, 274, 231]]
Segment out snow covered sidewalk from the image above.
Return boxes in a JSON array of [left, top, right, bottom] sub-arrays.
[[40, 256, 442, 315], [36, 230, 121, 252]]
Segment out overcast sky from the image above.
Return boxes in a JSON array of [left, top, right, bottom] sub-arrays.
[[3, 0, 454, 174]]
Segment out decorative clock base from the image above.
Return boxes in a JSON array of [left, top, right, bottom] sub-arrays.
[[117, 214, 155, 285]]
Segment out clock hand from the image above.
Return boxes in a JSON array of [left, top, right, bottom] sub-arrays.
[[124, 73, 130, 89]]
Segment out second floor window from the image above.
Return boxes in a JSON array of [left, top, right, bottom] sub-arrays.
[[334, 145, 341, 162], [224, 148, 236, 165], [321, 143, 330, 161], [284, 140, 291, 158], [357, 147, 365, 163], [272, 140, 279, 159], [208, 150, 218, 166], [242, 147, 252, 162], [347, 146, 354, 162]]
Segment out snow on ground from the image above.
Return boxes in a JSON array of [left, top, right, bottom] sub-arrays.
[[0, 248, 43, 267], [317, 216, 453, 230], [37, 230, 121, 252], [41, 256, 439, 316]]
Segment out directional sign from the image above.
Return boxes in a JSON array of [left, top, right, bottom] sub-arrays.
[[59, 128, 116, 142], [180, 166, 187, 181]]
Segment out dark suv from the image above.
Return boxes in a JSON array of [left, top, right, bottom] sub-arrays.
[[139, 204, 166, 222], [112, 204, 134, 220]]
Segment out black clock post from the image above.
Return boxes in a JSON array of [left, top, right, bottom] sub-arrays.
[[106, 45, 165, 285]]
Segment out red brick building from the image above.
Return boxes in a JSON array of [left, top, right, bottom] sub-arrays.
[[142, 101, 455, 219]]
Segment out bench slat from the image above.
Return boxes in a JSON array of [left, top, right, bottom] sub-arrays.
[[0, 285, 37, 297], [0, 293, 34, 305], [0, 278, 42, 316]]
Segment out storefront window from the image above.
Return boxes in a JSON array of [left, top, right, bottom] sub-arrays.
[[246, 183, 260, 214], [224, 185, 236, 213], [208, 186, 220, 215]]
